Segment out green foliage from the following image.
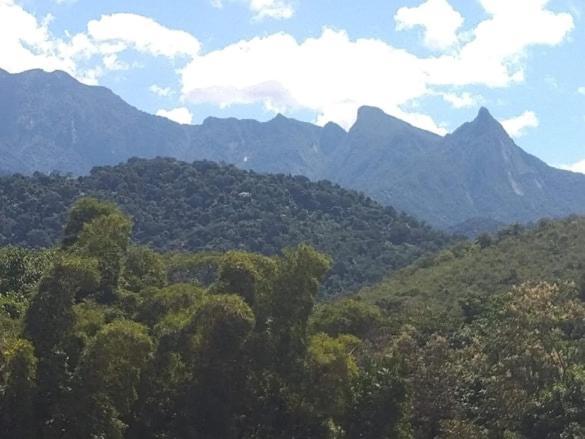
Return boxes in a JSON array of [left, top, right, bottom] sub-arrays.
[[362, 217, 585, 327], [67, 320, 153, 438], [123, 246, 167, 293], [5, 186, 585, 439], [79, 320, 153, 415], [0, 200, 452, 439], [138, 283, 205, 330], [0, 158, 451, 294], [310, 298, 385, 339], [0, 338, 38, 438], [25, 256, 100, 355], [62, 197, 121, 248], [74, 208, 132, 302], [185, 294, 256, 361], [0, 246, 52, 296], [215, 251, 261, 306], [307, 334, 360, 420], [343, 359, 409, 439]]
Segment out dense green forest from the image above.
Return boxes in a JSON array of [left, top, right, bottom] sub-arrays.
[[0, 198, 410, 438], [2, 199, 585, 437], [0, 157, 450, 295], [360, 217, 585, 329]]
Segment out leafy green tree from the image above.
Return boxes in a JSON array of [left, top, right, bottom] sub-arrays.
[[215, 251, 261, 306], [138, 283, 205, 329], [0, 338, 38, 438], [75, 212, 132, 302], [521, 365, 585, 438], [409, 335, 459, 438], [344, 359, 409, 439], [25, 256, 100, 356], [306, 333, 360, 426], [270, 245, 331, 375], [61, 197, 121, 248], [458, 282, 585, 436], [177, 294, 256, 438], [24, 256, 100, 437], [0, 247, 52, 296], [309, 299, 385, 339], [123, 245, 167, 293], [67, 320, 153, 438]]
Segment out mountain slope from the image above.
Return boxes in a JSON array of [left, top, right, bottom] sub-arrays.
[[0, 68, 333, 178], [0, 68, 191, 174], [3, 68, 585, 229], [0, 157, 450, 294], [332, 107, 585, 228], [360, 216, 585, 323]]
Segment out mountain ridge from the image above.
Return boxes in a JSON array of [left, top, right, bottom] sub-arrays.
[[0, 157, 451, 295], [2, 68, 585, 229]]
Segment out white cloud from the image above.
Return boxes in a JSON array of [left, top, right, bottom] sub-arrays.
[[395, 0, 464, 50], [0, 0, 79, 76], [181, 0, 573, 132], [0, 3, 201, 84], [439, 91, 480, 108], [212, 0, 294, 20], [156, 107, 193, 124], [501, 111, 539, 138], [87, 14, 201, 58], [149, 84, 174, 97], [424, 0, 574, 87], [558, 159, 585, 174], [0, 0, 574, 135], [102, 54, 128, 71], [249, 0, 294, 20], [181, 29, 445, 132], [578, 86, 585, 95]]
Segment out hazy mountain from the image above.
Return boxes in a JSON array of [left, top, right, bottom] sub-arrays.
[[0, 68, 331, 178], [446, 217, 507, 238], [3, 68, 585, 228]]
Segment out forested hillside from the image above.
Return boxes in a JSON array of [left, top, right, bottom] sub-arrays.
[[2, 201, 585, 438], [0, 200, 409, 438], [0, 157, 450, 294], [361, 217, 585, 329]]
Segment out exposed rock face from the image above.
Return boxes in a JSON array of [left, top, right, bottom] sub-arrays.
[[3, 68, 585, 228]]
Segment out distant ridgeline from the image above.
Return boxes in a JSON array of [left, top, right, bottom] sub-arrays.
[[3, 69, 585, 231], [0, 158, 451, 295]]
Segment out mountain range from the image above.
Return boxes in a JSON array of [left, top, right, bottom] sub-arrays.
[[2, 67, 585, 229]]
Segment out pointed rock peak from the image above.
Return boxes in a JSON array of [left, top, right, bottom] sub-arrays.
[[268, 113, 291, 125], [354, 105, 408, 129], [474, 107, 499, 126], [477, 106, 492, 119], [452, 107, 510, 141]]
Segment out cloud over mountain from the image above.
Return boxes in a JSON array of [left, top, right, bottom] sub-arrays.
[[0, 0, 576, 134]]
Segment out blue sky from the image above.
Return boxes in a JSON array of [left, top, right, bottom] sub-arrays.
[[1, 0, 584, 170]]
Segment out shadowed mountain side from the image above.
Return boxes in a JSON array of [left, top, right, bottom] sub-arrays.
[[2, 68, 585, 229]]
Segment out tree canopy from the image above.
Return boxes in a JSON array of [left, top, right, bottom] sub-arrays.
[[0, 157, 451, 295]]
